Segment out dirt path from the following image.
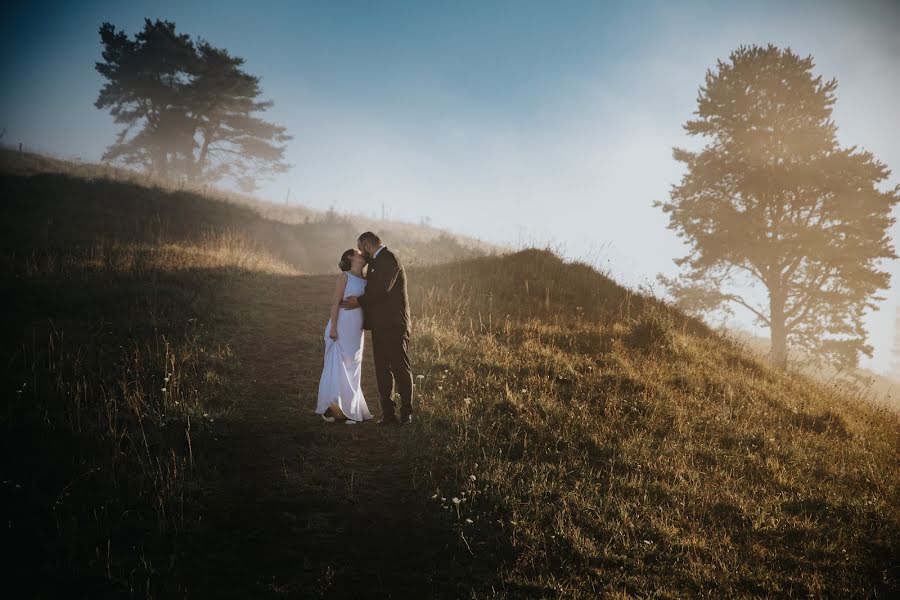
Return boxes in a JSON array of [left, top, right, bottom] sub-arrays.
[[177, 275, 468, 599]]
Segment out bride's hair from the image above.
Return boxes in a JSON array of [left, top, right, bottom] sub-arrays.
[[338, 249, 356, 271]]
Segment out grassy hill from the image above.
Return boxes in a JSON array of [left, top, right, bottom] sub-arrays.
[[2, 154, 898, 597], [726, 328, 900, 413], [0, 148, 495, 273], [409, 252, 899, 596]]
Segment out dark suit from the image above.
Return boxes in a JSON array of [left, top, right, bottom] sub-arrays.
[[357, 247, 413, 419]]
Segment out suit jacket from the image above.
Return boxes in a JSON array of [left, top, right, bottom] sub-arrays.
[[357, 247, 410, 332]]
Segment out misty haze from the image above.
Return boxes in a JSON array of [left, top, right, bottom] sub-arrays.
[[2, 1, 899, 598]]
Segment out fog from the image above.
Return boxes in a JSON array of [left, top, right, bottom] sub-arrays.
[[2, 0, 897, 373], [261, 4, 900, 374]]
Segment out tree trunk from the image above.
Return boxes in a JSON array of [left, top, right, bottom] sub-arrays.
[[194, 120, 219, 182], [156, 149, 169, 181], [196, 132, 211, 180], [769, 291, 787, 366]]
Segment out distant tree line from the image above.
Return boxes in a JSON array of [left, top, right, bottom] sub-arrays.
[[95, 19, 290, 191], [658, 44, 899, 370]]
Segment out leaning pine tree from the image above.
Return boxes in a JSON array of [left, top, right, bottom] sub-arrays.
[[657, 44, 899, 369]]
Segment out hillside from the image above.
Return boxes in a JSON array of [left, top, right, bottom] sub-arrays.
[[409, 252, 900, 596], [2, 159, 898, 597], [726, 329, 900, 413], [0, 148, 496, 273]]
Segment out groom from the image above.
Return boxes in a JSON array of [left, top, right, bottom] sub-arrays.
[[340, 232, 413, 425]]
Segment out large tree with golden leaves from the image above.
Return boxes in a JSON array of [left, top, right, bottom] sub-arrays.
[[657, 45, 898, 369]]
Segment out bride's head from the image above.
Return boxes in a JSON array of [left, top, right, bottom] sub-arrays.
[[338, 249, 365, 272]]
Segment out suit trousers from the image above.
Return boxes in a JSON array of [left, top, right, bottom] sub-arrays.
[[371, 326, 413, 418]]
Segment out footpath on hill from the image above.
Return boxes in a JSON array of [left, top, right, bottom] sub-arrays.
[[177, 274, 471, 598]]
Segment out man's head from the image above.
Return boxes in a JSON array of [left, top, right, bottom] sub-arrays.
[[357, 231, 382, 259]]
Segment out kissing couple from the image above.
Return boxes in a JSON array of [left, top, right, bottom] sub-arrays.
[[315, 231, 413, 426]]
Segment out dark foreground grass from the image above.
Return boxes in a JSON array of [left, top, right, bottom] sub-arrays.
[[2, 265, 247, 595]]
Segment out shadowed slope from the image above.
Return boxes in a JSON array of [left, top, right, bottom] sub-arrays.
[[1, 149, 493, 272]]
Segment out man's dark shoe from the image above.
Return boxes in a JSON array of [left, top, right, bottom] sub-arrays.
[[377, 416, 399, 426], [399, 414, 414, 425]]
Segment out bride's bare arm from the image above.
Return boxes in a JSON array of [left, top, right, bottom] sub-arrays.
[[329, 273, 348, 339]]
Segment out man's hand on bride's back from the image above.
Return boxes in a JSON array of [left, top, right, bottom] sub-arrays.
[[341, 296, 360, 309]]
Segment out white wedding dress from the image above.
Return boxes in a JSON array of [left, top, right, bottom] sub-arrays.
[[316, 272, 372, 422]]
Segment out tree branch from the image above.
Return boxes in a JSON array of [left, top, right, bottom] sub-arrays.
[[722, 293, 771, 326]]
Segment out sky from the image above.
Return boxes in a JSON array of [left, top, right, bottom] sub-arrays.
[[2, 0, 899, 375]]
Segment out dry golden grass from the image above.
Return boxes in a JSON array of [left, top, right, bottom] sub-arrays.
[[4, 153, 898, 597], [726, 328, 900, 413], [407, 249, 900, 597], [19, 229, 301, 278], [0, 150, 497, 594], [1, 147, 496, 260]]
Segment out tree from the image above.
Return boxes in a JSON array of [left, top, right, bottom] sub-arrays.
[[187, 41, 291, 191], [95, 20, 197, 180], [656, 45, 899, 369], [95, 19, 290, 190]]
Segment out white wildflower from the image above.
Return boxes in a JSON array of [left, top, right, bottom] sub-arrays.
[[469, 475, 477, 482], [465, 518, 473, 524], [451, 497, 461, 505]]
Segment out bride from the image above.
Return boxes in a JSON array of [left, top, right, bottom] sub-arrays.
[[316, 249, 373, 424]]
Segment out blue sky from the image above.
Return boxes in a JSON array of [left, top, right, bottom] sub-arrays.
[[2, 0, 899, 375]]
